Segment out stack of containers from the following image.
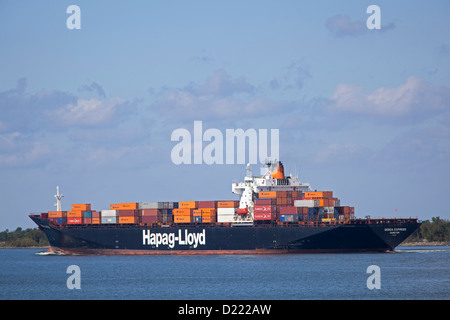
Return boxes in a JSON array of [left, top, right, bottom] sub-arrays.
[[197, 201, 217, 223], [101, 209, 118, 224], [292, 191, 351, 222], [173, 201, 197, 223], [67, 204, 91, 224], [48, 211, 67, 225], [217, 201, 239, 223], [139, 202, 175, 224], [255, 191, 303, 221], [92, 211, 101, 224]]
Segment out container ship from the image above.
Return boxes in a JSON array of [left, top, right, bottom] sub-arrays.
[[30, 161, 420, 254]]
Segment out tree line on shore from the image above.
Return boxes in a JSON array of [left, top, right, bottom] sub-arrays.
[[0, 217, 448, 248], [405, 216, 449, 243]]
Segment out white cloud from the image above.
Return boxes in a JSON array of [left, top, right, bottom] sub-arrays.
[[51, 97, 127, 126], [328, 76, 450, 118], [154, 70, 282, 121]]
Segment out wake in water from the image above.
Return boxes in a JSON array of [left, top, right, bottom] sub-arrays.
[[35, 248, 79, 256], [395, 246, 450, 253]]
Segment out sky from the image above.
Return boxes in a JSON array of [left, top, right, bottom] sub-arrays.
[[1, 0, 449, 230]]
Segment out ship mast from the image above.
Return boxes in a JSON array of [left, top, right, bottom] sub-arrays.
[[54, 186, 64, 211]]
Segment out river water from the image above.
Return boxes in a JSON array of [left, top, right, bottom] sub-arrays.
[[1, 246, 448, 300]]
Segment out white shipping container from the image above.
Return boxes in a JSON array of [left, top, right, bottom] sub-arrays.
[[139, 202, 158, 209], [217, 208, 236, 215], [101, 210, 118, 217], [101, 216, 117, 224], [294, 200, 319, 208], [217, 215, 235, 223]]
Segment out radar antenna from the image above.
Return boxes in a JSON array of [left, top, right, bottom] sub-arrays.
[[54, 186, 64, 211]]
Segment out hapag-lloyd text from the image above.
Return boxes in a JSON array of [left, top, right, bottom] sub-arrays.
[[143, 229, 206, 248]]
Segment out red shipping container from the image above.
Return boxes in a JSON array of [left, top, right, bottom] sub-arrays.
[[84, 218, 92, 224], [140, 209, 159, 216], [254, 205, 275, 213], [254, 199, 276, 205], [67, 217, 83, 224], [198, 201, 217, 208], [254, 212, 274, 220], [280, 206, 297, 214], [92, 211, 101, 219], [118, 209, 139, 217], [141, 216, 159, 224]]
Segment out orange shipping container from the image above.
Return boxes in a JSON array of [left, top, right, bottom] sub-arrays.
[[119, 216, 138, 224], [193, 209, 202, 216], [305, 191, 333, 199], [72, 204, 91, 211], [174, 215, 192, 223], [111, 203, 138, 210], [217, 201, 239, 208], [200, 208, 216, 215], [92, 217, 101, 224], [179, 201, 198, 209], [173, 208, 194, 216], [259, 191, 277, 199], [48, 211, 67, 218], [67, 210, 84, 218]]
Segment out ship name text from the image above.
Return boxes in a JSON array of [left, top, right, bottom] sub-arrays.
[[143, 229, 206, 248]]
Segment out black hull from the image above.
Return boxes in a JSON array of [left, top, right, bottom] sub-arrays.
[[30, 215, 420, 255]]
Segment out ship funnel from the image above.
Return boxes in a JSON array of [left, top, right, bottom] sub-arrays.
[[271, 162, 285, 179]]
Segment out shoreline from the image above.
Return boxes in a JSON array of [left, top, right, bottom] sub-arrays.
[[399, 241, 450, 247]]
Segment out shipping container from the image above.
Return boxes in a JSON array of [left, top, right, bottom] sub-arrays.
[[304, 191, 333, 199], [174, 215, 192, 223], [67, 210, 84, 218], [72, 204, 91, 211], [217, 215, 235, 223], [279, 206, 297, 214], [49, 217, 66, 225], [83, 211, 92, 218], [92, 211, 101, 219], [294, 199, 319, 208], [173, 208, 194, 216], [258, 191, 277, 198], [217, 201, 239, 208], [280, 214, 299, 222], [254, 198, 276, 205], [217, 207, 235, 215], [296, 207, 309, 214], [254, 212, 274, 220], [101, 209, 118, 217], [48, 211, 67, 218], [110, 203, 138, 210], [139, 202, 158, 209], [92, 217, 101, 224], [118, 209, 139, 217], [84, 218, 92, 224], [141, 216, 158, 224], [101, 216, 118, 224], [67, 217, 83, 224], [119, 216, 138, 224], [254, 205, 276, 213], [197, 201, 217, 208], [139, 209, 159, 216], [179, 201, 198, 209]]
